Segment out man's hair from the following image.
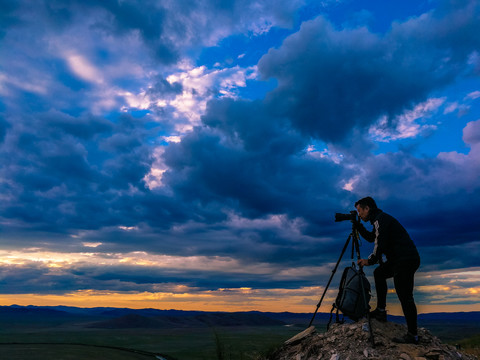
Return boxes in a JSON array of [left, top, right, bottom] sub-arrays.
[[355, 196, 378, 210]]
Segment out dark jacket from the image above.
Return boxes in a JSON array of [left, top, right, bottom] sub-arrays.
[[356, 209, 420, 266]]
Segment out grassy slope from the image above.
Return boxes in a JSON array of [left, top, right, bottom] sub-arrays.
[[0, 312, 479, 360], [0, 325, 305, 360]]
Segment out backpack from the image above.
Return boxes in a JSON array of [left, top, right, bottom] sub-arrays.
[[333, 265, 371, 321]]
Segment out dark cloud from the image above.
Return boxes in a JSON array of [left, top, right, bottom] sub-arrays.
[[258, 1, 480, 144], [347, 117, 480, 248], [5, 0, 303, 65], [0, 110, 155, 233], [162, 99, 342, 224], [0, 259, 319, 294], [146, 77, 183, 100]]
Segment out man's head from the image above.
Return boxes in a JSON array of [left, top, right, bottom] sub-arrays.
[[355, 196, 378, 221]]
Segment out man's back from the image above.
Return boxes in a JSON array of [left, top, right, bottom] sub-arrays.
[[371, 210, 420, 265]]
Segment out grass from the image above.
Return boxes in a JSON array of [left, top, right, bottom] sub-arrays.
[[0, 325, 305, 360], [0, 343, 158, 360], [453, 333, 480, 358], [0, 319, 479, 359]]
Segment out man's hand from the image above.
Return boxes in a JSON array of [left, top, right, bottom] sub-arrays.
[[352, 218, 363, 231], [357, 259, 369, 267]]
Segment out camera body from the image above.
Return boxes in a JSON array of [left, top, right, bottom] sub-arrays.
[[335, 210, 358, 222]]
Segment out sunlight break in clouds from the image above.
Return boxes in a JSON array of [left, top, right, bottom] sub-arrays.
[[143, 147, 168, 190], [82, 242, 102, 248], [65, 53, 104, 85], [0, 249, 291, 276], [165, 64, 257, 130], [369, 98, 445, 142], [417, 268, 480, 306]]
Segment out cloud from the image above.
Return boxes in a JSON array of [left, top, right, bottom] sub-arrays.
[[466, 90, 480, 100], [0, 247, 335, 294], [369, 98, 445, 142], [65, 53, 104, 84], [5, 0, 303, 65], [160, 98, 344, 230], [163, 64, 258, 131], [341, 119, 480, 250], [257, 2, 480, 144], [0, 109, 155, 233], [3, 0, 477, 261]]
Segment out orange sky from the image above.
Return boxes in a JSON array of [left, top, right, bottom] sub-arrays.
[[1, 287, 479, 315], [1, 249, 479, 315]]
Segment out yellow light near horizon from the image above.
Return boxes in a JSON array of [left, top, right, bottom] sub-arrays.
[[0, 248, 479, 314], [0, 287, 479, 315]]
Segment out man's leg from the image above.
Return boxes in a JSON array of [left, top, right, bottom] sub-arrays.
[[371, 262, 394, 322], [393, 260, 420, 336], [373, 262, 394, 310]]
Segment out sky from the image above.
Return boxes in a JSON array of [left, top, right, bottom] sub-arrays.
[[0, 0, 479, 315]]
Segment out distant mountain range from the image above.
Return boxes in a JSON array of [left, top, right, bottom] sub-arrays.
[[1, 305, 479, 330]]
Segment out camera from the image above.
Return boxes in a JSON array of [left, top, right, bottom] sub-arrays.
[[335, 210, 358, 222]]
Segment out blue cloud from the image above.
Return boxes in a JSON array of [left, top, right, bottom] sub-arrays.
[[258, 3, 480, 144]]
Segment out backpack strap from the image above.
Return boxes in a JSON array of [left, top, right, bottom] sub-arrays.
[[327, 303, 346, 331], [336, 308, 344, 324], [327, 303, 336, 330]]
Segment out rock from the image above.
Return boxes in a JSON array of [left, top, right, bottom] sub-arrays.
[[285, 326, 317, 345], [424, 349, 443, 360], [267, 319, 479, 360], [326, 336, 336, 343]]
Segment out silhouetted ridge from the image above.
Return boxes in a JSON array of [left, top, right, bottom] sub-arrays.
[[87, 314, 169, 329], [88, 312, 285, 329]]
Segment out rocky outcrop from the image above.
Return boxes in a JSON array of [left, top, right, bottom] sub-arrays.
[[269, 319, 478, 360]]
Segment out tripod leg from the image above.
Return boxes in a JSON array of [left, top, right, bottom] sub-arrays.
[[361, 271, 375, 347], [308, 234, 352, 327], [353, 232, 375, 347]]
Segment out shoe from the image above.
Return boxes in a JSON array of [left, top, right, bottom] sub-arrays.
[[369, 308, 387, 322], [392, 332, 419, 345]]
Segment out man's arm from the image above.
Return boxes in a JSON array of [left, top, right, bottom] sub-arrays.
[[356, 221, 379, 266], [366, 214, 391, 265], [357, 215, 389, 265], [355, 221, 375, 242]]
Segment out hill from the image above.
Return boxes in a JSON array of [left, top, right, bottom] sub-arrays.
[[1, 305, 480, 335], [87, 311, 285, 329], [269, 319, 479, 360]]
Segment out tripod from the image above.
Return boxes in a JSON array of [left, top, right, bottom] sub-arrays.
[[308, 220, 375, 347]]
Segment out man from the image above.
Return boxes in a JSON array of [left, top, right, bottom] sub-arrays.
[[355, 196, 420, 344]]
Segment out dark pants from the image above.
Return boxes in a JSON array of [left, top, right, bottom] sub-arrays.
[[374, 259, 420, 335]]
